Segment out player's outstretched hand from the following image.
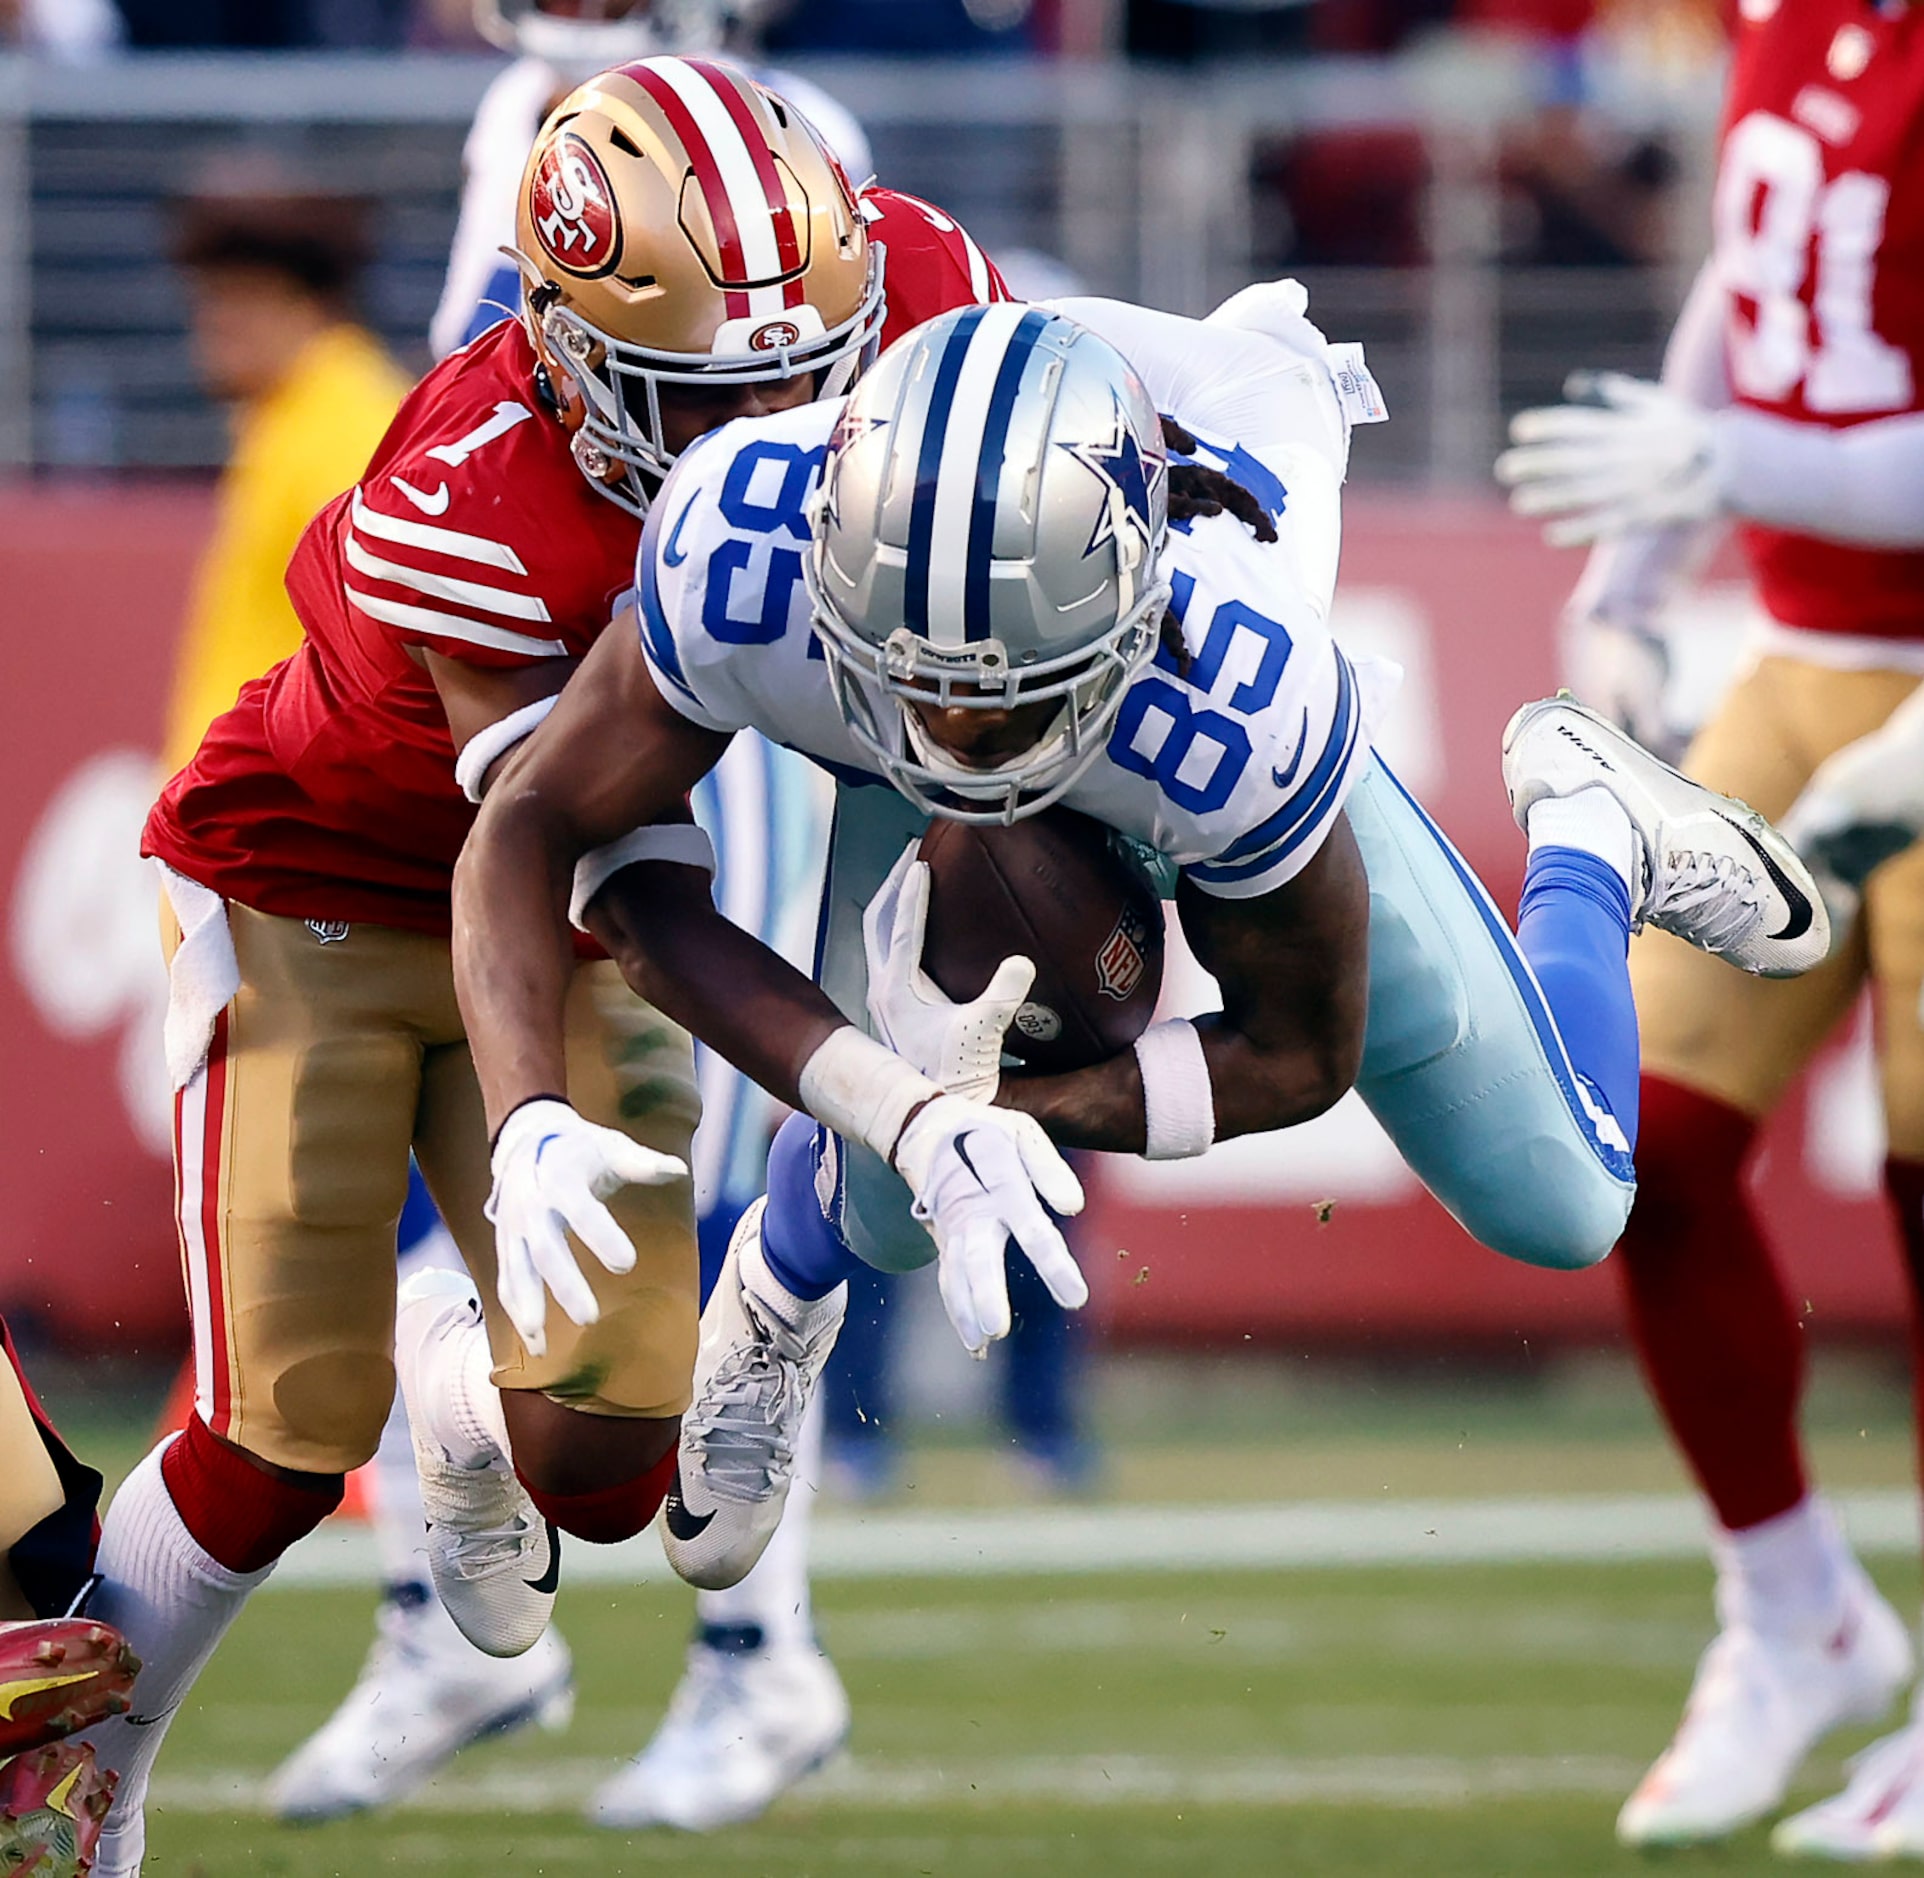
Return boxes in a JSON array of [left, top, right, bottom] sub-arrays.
[[1496, 372, 1723, 547], [891, 1094, 1086, 1358], [486, 1098, 687, 1357], [864, 843, 1035, 1104], [1564, 607, 1685, 766], [1779, 684, 1924, 935]]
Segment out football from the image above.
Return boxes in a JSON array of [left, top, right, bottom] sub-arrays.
[[917, 809, 1166, 1077]]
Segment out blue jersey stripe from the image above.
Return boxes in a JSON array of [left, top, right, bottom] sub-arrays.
[[1189, 650, 1357, 884], [963, 308, 1048, 644], [903, 306, 987, 639]]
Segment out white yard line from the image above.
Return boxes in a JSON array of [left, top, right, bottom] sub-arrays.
[[153, 1753, 1647, 1815], [266, 1488, 1920, 1589]]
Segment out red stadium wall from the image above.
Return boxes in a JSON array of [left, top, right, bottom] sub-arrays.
[[0, 484, 1903, 1351]]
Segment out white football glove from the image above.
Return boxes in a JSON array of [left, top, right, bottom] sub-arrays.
[[1564, 606, 1683, 765], [891, 1094, 1087, 1358], [864, 842, 1035, 1104], [1778, 684, 1924, 935], [1497, 372, 1725, 548], [486, 1098, 687, 1358]]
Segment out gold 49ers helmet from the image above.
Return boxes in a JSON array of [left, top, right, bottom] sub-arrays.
[[512, 55, 885, 516]]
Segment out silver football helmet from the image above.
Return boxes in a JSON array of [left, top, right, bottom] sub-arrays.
[[807, 305, 1171, 824], [474, 0, 731, 66]]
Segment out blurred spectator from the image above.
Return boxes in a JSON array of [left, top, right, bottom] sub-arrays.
[[161, 183, 408, 772], [111, 0, 413, 46], [0, 0, 122, 57], [764, 0, 1039, 54]]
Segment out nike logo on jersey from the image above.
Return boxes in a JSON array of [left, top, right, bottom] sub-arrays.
[[389, 475, 451, 516], [1732, 821, 1815, 943], [1271, 709, 1311, 789], [663, 1473, 715, 1542], [523, 1520, 562, 1595]]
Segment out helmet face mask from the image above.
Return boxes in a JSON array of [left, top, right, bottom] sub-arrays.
[[513, 59, 885, 518], [806, 306, 1172, 826]]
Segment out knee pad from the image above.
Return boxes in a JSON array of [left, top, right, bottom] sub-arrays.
[[160, 1416, 343, 1574]]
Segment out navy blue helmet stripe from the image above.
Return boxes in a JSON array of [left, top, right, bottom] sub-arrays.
[[962, 307, 1050, 644], [903, 305, 988, 639]]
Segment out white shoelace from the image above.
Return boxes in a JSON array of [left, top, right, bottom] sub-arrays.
[[683, 1299, 811, 1505], [1643, 849, 1766, 953]]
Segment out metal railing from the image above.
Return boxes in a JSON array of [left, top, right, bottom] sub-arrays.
[[0, 46, 1719, 482]]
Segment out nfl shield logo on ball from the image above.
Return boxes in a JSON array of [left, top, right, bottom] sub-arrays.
[[1094, 908, 1149, 1001]]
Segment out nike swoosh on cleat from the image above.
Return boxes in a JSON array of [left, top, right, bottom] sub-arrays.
[[390, 474, 451, 515], [523, 1521, 562, 1595], [663, 1475, 715, 1542], [1733, 820, 1814, 943]]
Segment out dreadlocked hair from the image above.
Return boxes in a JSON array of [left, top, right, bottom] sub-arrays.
[[1156, 416, 1277, 679]]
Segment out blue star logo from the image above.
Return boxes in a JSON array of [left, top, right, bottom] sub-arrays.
[[1061, 399, 1161, 559]]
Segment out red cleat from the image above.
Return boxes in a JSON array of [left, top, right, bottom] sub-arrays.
[[0, 1738, 116, 1875], [0, 1623, 139, 1761]]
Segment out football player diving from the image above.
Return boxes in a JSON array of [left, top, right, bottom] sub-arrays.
[[85, 60, 1013, 1877], [443, 290, 1833, 1613]]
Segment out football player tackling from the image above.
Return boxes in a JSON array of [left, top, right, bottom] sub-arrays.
[[449, 292, 1830, 1606], [81, 59, 1015, 1876]]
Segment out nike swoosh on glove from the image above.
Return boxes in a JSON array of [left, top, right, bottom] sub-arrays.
[[864, 843, 1034, 1104], [1497, 372, 1726, 548], [891, 1095, 1086, 1358], [486, 1099, 687, 1357]]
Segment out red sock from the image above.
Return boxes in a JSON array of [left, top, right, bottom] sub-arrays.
[[1883, 1158, 1924, 1493], [160, 1415, 343, 1574], [516, 1447, 676, 1545], [1615, 1076, 1808, 1532]]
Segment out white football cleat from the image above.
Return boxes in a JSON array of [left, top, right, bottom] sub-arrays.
[[1503, 694, 1831, 978], [1773, 1696, 1924, 1860], [587, 1625, 849, 1832], [660, 1200, 846, 1592], [395, 1269, 558, 1658], [268, 1588, 574, 1822], [1617, 1574, 1912, 1847]]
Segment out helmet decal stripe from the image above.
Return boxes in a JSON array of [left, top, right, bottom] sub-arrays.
[[963, 307, 1050, 644], [639, 58, 789, 319], [903, 304, 989, 642], [924, 303, 1040, 648], [684, 58, 808, 310]]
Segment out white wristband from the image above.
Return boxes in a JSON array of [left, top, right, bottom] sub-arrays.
[[1134, 1018, 1216, 1160], [797, 1024, 942, 1164], [455, 695, 559, 804], [569, 823, 718, 930]]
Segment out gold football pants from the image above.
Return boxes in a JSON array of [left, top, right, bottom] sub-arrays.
[[1633, 655, 1924, 1158], [167, 904, 700, 1476]]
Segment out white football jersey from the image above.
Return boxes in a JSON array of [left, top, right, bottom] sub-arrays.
[[637, 399, 1391, 900]]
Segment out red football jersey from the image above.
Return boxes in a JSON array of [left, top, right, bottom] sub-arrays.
[[144, 189, 1011, 933], [1718, 0, 1924, 638]]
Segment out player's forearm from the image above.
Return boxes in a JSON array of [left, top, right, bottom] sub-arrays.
[[583, 860, 848, 1112], [1000, 1019, 1355, 1153], [1714, 406, 1924, 547], [452, 791, 583, 1133]]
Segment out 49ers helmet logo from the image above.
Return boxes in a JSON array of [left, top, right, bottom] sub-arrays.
[[750, 319, 803, 352], [529, 132, 621, 279]]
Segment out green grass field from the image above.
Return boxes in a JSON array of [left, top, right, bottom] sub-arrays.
[[136, 1554, 1921, 1877], [41, 1348, 1918, 1876]]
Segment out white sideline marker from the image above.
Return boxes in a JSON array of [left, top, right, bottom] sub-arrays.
[[265, 1488, 1921, 1589]]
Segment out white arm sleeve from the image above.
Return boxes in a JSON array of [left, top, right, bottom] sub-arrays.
[[1565, 260, 1732, 625], [1714, 406, 1924, 548]]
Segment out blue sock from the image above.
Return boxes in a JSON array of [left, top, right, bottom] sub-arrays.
[[759, 1113, 864, 1301], [1517, 845, 1640, 1152]]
